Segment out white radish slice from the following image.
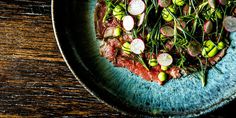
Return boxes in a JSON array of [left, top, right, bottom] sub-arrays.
[[128, 0, 146, 16], [157, 53, 173, 66], [223, 16, 236, 32], [123, 15, 135, 31], [138, 13, 145, 26], [130, 38, 145, 54]]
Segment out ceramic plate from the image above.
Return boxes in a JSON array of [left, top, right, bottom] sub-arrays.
[[52, 0, 236, 117]]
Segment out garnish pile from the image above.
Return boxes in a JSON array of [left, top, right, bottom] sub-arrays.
[[94, 0, 236, 86]]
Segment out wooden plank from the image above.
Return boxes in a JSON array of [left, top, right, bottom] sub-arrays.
[[0, 0, 124, 117]]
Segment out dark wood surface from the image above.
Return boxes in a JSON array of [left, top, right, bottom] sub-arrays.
[[0, 0, 235, 117], [0, 0, 125, 117]]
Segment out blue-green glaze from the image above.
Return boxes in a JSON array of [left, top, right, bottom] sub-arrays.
[[52, 0, 236, 117], [86, 32, 236, 116]]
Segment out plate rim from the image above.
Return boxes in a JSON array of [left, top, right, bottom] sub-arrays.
[[50, 0, 130, 116]]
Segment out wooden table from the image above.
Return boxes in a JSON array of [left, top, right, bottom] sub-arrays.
[[0, 0, 235, 117]]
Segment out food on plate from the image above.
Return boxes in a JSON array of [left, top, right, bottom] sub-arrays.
[[94, 0, 235, 86]]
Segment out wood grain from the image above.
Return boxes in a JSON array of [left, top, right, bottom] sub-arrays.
[[0, 0, 124, 117], [0, 0, 235, 117]]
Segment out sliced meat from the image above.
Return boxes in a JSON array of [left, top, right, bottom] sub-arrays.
[[115, 55, 164, 85], [108, 38, 121, 48], [106, 18, 120, 27], [94, 2, 107, 38], [208, 48, 226, 65], [95, 2, 121, 39], [122, 34, 133, 42], [104, 27, 116, 38], [100, 42, 116, 61], [99, 39, 121, 62], [167, 66, 182, 79]]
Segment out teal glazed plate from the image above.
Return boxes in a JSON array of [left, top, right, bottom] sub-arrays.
[[52, 0, 236, 117]]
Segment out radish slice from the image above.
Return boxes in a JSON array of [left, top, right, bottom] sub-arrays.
[[160, 26, 174, 37], [187, 40, 201, 57], [233, 7, 236, 16], [204, 20, 213, 34], [123, 15, 135, 31], [176, 18, 186, 30], [130, 38, 145, 54], [158, 0, 172, 8], [157, 53, 173, 66], [208, 0, 216, 9], [223, 16, 236, 32], [128, 0, 146, 16], [138, 13, 145, 26], [218, 0, 228, 5]]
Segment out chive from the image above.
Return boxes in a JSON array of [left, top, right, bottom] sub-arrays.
[[173, 19, 177, 45], [190, 0, 197, 12], [135, 55, 149, 71], [132, 29, 138, 38], [178, 6, 183, 16], [124, 0, 128, 15], [217, 6, 228, 43], [215, 15, 219, 38], [191, 16, 198, 34], [188, 0, 192, 15], [102, 2, 112, 23], [166, 8, 196, 40], [197, 57, 208, 87], [151, 0, 159, 10]]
